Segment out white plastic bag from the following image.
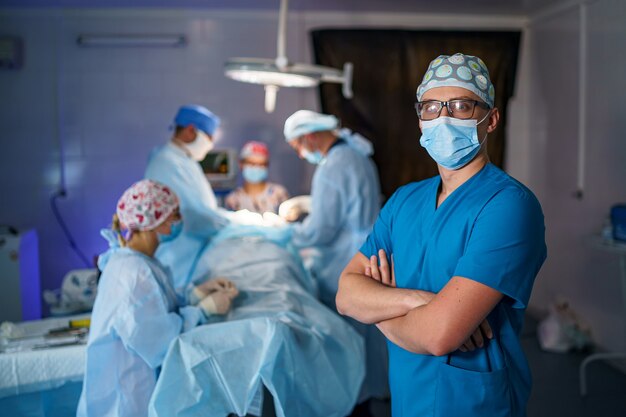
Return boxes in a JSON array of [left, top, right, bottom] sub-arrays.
[[537, 300, 592, 353]]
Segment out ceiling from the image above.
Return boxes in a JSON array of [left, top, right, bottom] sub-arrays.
[[0, 0, 567, 16]]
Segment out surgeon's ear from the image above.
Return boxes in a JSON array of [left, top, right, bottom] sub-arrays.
[[302, 133, 314, 147], [486, 108, 500, 133], [180, 124, 197, 143]]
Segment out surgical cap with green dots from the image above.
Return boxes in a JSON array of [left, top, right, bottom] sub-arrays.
[[416, 53, 495, 108]]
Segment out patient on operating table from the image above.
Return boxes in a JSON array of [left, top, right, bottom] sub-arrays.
[[77, 179, 239, 417]]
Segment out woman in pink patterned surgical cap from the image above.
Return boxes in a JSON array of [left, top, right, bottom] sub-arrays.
[[113, 178, 182, 251], [78, 179, 239, 417], [225, 140, 290, 214]]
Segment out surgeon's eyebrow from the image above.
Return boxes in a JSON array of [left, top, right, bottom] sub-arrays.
[[449, 96, 476, 101]]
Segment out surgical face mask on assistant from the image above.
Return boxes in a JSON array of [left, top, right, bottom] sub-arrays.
[[301, 148, 324, 165], [419, 110, 491, 170], [242, 165, 268, 184], [184, 130, 214, 161], [292, 134, 325, 165], [157, 220, 183, 243]]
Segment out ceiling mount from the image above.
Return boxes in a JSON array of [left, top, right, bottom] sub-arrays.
[[224, 0, 353, 113]]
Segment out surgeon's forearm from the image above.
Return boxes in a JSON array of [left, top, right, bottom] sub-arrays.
[[336, 272, 432, 324], [376, 311, 434, 354], [376, 277, 504, 356], [377, 307, 466, 356]]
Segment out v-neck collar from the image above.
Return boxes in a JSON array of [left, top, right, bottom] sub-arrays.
[[432, 163, 491, 212]]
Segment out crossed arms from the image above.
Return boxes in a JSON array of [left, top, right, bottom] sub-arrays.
[[336, 249, 503, 356]]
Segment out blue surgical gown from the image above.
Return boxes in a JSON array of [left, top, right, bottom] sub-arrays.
[[145, 143, 229, 292], [361, 163, 547, 417], [77, 247, 203, 417], [291, 138, 388, 401], [292, 139, 380, 304]]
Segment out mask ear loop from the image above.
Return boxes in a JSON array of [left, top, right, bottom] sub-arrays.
[[476, 108, 492, 126], [476, 108, 492, 145], [301, 133, 317, 155], [121, 228, 133, 243]]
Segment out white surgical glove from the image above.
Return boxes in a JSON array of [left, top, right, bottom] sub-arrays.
[[204, 278, 236, 292], [262, 212, 286, 226], [199, 290, 237, 316], [190, 278, 237, 305]]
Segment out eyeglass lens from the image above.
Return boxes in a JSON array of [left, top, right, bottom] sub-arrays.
[[416, 100, 478, 120]]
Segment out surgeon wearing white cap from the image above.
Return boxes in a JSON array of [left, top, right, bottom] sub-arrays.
[[145, 105, 230, 294], [284, 110, 388, 415]]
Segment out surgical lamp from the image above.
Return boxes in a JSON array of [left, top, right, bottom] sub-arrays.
[[224, 0, 353, 113]]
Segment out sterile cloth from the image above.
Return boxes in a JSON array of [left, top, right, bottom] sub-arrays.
[[0, 314, 89, 398], [149, 237, 366, 417]]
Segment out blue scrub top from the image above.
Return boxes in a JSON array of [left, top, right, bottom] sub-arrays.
[[361, 163, 546, 417]]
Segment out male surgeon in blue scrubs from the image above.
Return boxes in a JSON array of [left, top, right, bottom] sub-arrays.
[[337, 53, 547, 417], [145, 105, 229, 294]]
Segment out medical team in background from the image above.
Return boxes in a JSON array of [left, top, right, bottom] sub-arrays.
[[80, 103, 385, 417]]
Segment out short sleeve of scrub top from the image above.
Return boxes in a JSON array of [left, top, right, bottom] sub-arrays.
[[360, 188, 400, 258], [454, 186, 547, 308]]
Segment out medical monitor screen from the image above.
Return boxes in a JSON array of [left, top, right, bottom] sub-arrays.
[[200, 149, 237, 191], [200, 151, 230, 176]]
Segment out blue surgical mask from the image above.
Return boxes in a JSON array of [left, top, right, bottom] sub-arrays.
[[158, 220, 183, 243], [301, 149, 325, 165], [419, 113, 490, 170], [242, 166, 268, 184]]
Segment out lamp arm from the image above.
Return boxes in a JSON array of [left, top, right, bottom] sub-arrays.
[[276, 0, 289, 70], [342, 62, 353, 99]]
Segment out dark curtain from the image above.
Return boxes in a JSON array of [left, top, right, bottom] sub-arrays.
[[311, 30, 521, 199]]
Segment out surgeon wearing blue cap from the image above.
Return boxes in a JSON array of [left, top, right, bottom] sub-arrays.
[[145, 105, 230, 293], [283, 110, 388, 415], [337, 53, 547, 417]]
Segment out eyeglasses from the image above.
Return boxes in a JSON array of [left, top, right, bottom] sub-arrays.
[[415, 99, 490, 121], [242, 161, 269, 168]]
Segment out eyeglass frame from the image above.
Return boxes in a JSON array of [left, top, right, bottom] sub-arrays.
[[414, 99, 491, 121]]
